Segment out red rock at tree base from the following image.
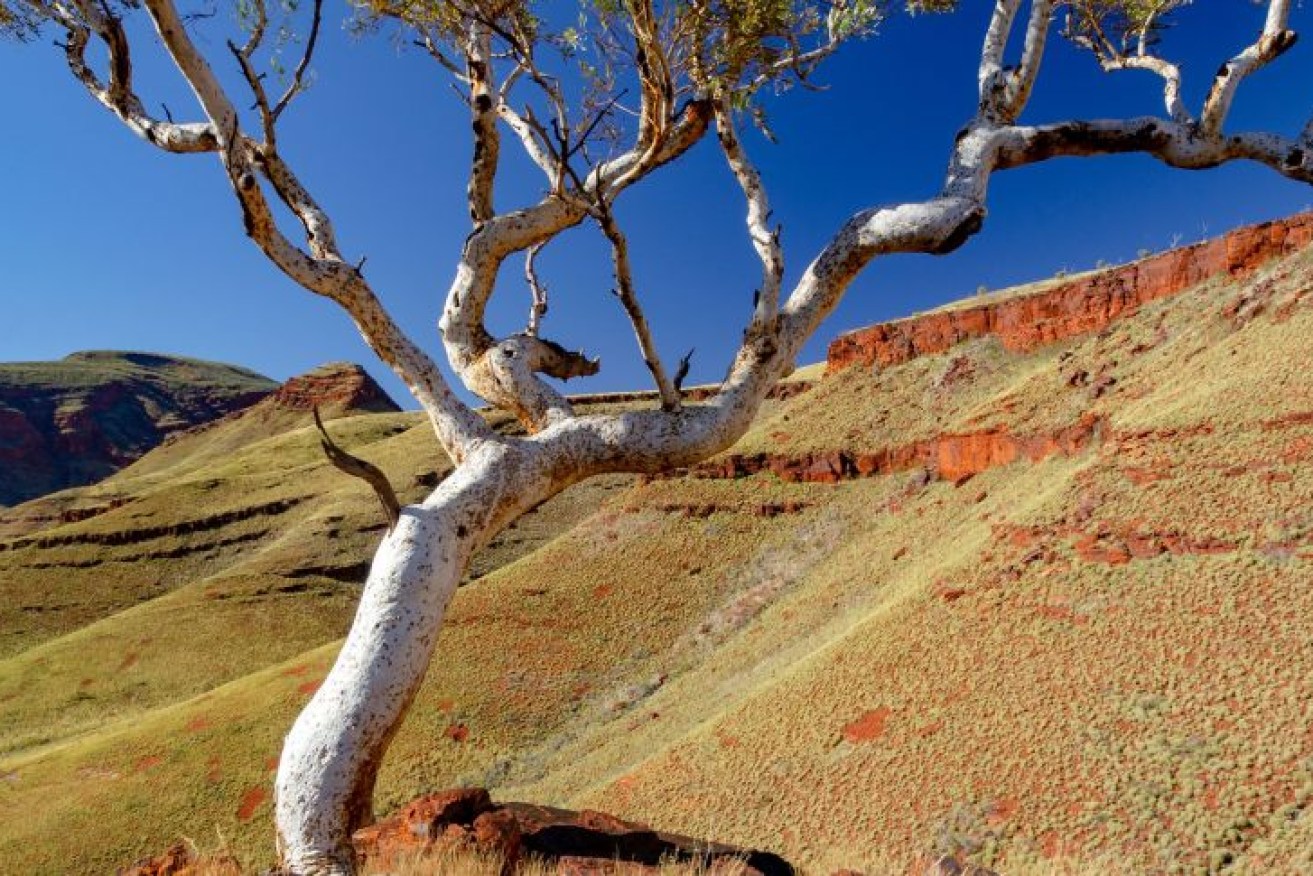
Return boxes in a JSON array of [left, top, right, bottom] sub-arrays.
[[352, 788, 795, 875], [118, 842, 240, 876]]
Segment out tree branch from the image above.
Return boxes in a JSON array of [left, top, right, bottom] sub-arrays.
[[128, 0, 494, 461], [524, 242, 548, 337], [1001, 0, 1055, 120], [270, 0, 322, 122], [1201, 0, 1296, 137], [598, 206, 680, 410], [41, 0, 217, 152], [978, 0, 1021, 117], [439, 98, 713, 426], [464, 20, 501, 225], [713, 99, 782, 341], [314, 407, 401, 532], [1064, 5, 1190, 124]]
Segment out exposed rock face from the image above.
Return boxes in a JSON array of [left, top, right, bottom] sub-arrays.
[[352, 787, 796, 875], [827, 212, 1313, 371], [0, 352, 275, 505], [656, 414, 1106, 486], [262, 361, 401, 415]]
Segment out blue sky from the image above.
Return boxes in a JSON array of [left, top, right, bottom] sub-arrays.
[[3, 2, 1313, 407]]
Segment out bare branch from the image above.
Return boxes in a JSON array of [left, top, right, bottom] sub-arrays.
[[598, 206, 681, 410], [979, 0, 1022, 115], [672, 347, 694, 395], [226, 37, 276, 145], [497, 103, 559, 182], [1001, 0, 1055, 119], [465, 20, 499, 224], [713, 100, 782, 340], [439, 98, 713, 423], [524, 242, 548, 337], [629, 0, 673, 151], [236, 0, 266, 59], [1201, 0, 1296, 137], [1112, 55, 1188, 124], [314, 407, 401, 532], [41, 0, 217, 152], [270, 0, 322, 121], [416, 28, 468, 82]]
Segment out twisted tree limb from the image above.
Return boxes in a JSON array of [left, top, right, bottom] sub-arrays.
[[313, 408, 401, 532]]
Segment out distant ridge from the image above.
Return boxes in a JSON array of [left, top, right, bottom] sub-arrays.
[[0, 351, 276, 505]]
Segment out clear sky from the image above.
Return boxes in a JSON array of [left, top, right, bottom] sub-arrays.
[[3, 3, 1313, 408]]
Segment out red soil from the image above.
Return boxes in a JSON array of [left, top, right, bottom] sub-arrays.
[[842, 707, 892, 743], [236, 786, 268, 822]]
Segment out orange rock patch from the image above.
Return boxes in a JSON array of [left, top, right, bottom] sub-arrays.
[[842, 706, 892, 743], [236, 786, 269, 822]]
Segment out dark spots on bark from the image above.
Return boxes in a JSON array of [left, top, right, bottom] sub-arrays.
[[931, 207, 985, 255], [1215, 62, 1232, 79], [1272, 30, 1298, 55], [1285, 148, 1305, 169], [474, 94, 493, 113], [457, 525, 467, 538]]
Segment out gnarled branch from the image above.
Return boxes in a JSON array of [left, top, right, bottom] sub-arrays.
[[598, 206, 680, 410], [714, 99, 783, 342], [314, 407, 401, 532], [1201, 0, 1296, 137]]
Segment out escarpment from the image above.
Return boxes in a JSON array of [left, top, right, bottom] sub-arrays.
[[827, 211, 1313, 371]]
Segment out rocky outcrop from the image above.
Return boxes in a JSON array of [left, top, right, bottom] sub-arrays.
[[352, 787, 795, 875], [661, 414, 1106, 485], [828, 212, 1313, 372], [262, 361, 400, 415], [0, 352, 275, 505]]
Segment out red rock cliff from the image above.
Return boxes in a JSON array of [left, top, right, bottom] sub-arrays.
[[264, 361, 401, 415], [827, 212, 1313, 372]]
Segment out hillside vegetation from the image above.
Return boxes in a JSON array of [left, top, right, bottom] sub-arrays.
[[0, 351, 276, 506], [1, 221, 1311, 875]]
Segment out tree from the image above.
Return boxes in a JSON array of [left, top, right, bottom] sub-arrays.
[[3, 0, 1312, 872]]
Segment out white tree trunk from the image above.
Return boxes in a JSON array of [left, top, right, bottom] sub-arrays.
[[274, 442, 550, 875]]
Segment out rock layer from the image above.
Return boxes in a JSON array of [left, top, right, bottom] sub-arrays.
[[827, 212, 1313, 371], [659, 414, 1106, 485], [262, 362, 400, 415]]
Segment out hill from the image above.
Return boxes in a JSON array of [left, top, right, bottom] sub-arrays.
[[0, 214, 1311, 874], [0, 351, 278, 506]]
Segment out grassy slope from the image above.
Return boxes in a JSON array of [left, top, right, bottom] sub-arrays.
[[0, 351, 273, 394], [522, 254, 1313, 874], [1, 252, 1311, 874]]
